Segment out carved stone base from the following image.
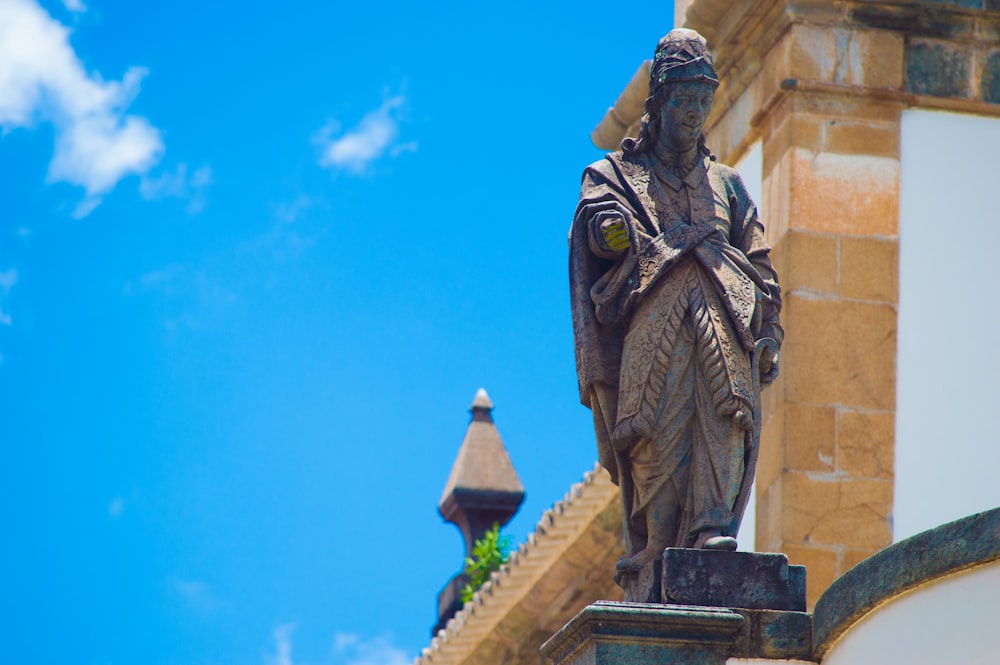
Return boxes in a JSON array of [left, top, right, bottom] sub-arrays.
[[616, 548, 807, 610], [662, 548, 807, 611]]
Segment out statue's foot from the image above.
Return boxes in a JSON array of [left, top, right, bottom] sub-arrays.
[[703, 535, 738, 550], [694, 529, 738, 551], [617, 548, 662, 571], [616, 556, 637, 572]]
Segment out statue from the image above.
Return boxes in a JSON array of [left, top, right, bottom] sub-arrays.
[[569, 29, 783, 574]]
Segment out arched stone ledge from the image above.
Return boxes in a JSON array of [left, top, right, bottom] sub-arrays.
[[812, 506, 1000, 659]]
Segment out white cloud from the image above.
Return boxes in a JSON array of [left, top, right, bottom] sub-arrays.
[[169, 577, 222, 613], [389, 141, 418, 158], [0, 270, 17, 292], [315, 95, 412, 174], [265, 629, 409, 665], [333, 632, 410, 665], [0, 0, 163, 214], [125, 261, 238, 336], [267, 624, 296, 665], [334, 633, 359, 652], [140, 163, 213, 213], [126, 262, 184, 297], [60, 0, 86, 13], [0, 268, 18, 326], [108, 496, 124, 518], [274, 195, 318, 224]]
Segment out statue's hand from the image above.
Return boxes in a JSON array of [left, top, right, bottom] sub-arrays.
[[759, 347, 779, 385], [586, 201, 635, 258], [600, 217, 630, 251], [594, 210, 631, 252]]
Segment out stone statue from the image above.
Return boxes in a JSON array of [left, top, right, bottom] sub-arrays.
[[569, 29, 783, 573]]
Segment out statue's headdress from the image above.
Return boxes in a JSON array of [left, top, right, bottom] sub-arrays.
[[649, 28, 719, 96], [623, 29, 719, 156]]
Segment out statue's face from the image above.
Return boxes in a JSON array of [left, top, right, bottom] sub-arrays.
[[657, 80, 715, 152]]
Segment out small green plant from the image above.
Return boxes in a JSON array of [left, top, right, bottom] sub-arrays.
[[460, 523, 512, 603]]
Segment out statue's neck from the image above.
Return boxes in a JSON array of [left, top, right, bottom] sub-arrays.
[[652, 142, 700, 177]]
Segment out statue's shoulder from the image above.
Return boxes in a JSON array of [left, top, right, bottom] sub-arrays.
[[707, 159, 750, 197], [583, 153, 620, 178], [606, 150, 653, 184], [708, 159, 739, 181], [581, 152, 632, 191], [581, 151, 654, 198]]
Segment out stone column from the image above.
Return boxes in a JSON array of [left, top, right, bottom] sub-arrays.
[[750, 26, 901, 608], [675, 0, 1000, 607]]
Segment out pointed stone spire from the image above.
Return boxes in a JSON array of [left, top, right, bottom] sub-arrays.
[[434, 389, 525, 635], [438, 388, 525, 556]]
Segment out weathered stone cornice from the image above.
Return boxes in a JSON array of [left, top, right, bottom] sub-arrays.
[[812, 506, 1000, 659], [676, 0, 1000, 164]]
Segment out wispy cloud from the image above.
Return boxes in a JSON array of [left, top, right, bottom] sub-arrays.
[[267, 624, 296, 665], [59, 0, 86, 13], [333, 632, 410, 665], [274, 195, 319, 224], [169, 577, 223, 613], [0, 0, 164, 215], [236, 195, 330, 267], [265, 628, 409, 665], [140, 163, 213, 213], [121, 262, 186, 299], [122, 189, 330, 338], [108, 496, 124, 518], [315, 95, 413, 174], [0, 268, 18, 326], [124, 262, 237, 336]]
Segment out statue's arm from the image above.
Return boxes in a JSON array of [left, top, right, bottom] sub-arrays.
[[577, 163, 640, 260], [723, 171, 782, 343], [583, 201, 634, 259], [744, 214, 783, 346], [742, 212, 782, 384], [724, 168, 783, 382]]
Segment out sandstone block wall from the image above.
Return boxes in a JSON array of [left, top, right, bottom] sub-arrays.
[[680, 0, 1000, 607]]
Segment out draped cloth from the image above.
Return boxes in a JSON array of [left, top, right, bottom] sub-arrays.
[[569, 150, 782, 551]]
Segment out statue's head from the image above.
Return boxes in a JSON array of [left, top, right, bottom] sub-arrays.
[[623, 29, 719, 156]]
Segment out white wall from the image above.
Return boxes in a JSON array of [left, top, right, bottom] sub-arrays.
[[896, 109, 1000, 541], [734, 140, 764, 552], [822, 560, 1000, 665]]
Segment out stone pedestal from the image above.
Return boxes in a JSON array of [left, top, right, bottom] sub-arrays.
[[540, 602, 744, 665], [618, 548, 806, 610], [662, 549, 806, 611], [543, 550, 813, 664]]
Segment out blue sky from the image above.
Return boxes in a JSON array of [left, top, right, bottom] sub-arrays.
[[0, 1, 678, 663], [8, 3, 999, 664]]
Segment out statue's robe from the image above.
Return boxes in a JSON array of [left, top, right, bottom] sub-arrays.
[[569, 150, 782, 550]]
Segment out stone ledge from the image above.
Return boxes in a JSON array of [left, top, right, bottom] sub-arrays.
[[730, 608, 814, 661], [540, 601, 816, 664], [540, 601, 744, 665], [812, 506, 1000, 658]]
